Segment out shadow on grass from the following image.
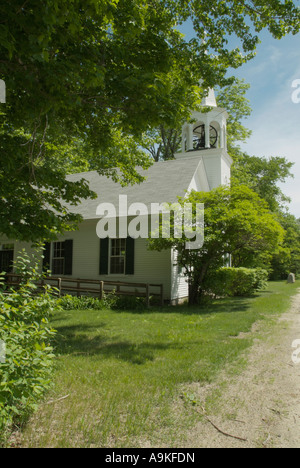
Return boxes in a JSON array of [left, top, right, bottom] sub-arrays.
[[52, 295, 253, 365], [113, 295, 253, 316], [52, 322, 189, 365]]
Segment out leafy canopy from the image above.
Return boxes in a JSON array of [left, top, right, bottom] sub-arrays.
[[1, 0, 300, 241], [149, 185, 285, 304]]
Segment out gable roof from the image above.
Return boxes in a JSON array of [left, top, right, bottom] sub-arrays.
[[66, 157, 202, 220]]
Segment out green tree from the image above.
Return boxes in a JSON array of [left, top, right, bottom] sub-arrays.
[[270, 213, 300, 279], [144, 126, 182, 162], [231, 151, 294, 212], [149, 185, 284, 304], [1, 0, 300, 241], [144, 77, 253, 161], [216, 79, 252, 149]]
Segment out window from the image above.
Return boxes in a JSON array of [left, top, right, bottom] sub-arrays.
[[48, 240, 73, 276], [99, 238, 134, 276], [52, 242, 65, 275], [0, 244, 14, 273], [110, 239, 126, 275]]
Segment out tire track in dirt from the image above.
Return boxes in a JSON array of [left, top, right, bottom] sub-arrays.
[[184, 290, 300, 448]]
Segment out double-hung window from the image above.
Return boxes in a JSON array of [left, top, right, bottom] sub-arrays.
[[110, 239, 126, 275], [99, 238, 135, 276], [52, 242, 65, 276], [43, 240, 73, 276]]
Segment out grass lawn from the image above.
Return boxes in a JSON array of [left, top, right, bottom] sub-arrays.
[[19, 281, 299, 448]]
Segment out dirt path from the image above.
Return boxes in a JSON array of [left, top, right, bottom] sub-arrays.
[[183, 290, 300, 448]]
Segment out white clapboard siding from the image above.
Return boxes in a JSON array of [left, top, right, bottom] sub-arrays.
[[97, 238, 172, 301], [170, 249, 189, 304], [0, 220, 173, 300], [55, 221, 172, 299]]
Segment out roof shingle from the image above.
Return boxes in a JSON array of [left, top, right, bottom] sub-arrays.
[[66, 157, 201, 220]]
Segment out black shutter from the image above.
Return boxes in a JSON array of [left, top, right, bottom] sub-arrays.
[[64, 240, 73, 275], [125, 238, 135, 275], [99, 238, 109, 275], [43, 242, 51, 272]]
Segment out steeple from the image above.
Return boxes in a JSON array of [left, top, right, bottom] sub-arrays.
[[175, 88, 232, 190], [180, 88, 228, 153]]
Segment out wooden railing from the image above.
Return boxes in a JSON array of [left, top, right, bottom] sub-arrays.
[[5, 274, 164, 307]]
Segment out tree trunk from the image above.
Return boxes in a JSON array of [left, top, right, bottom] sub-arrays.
[[188, 264, 209, 305], [188, 282, 200, 305]]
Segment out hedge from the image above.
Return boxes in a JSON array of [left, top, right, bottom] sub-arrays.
[[203, 267, 268, 297]]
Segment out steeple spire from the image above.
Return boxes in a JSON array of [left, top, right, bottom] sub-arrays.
[[201, 88, 217, 108]]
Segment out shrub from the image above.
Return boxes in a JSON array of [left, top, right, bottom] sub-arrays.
[[110, 295, 147, 311], [57, 293, 147, 312], [57, 295, 107, 311], [0, 250, 57, 444], [203, 267, 268, 298]]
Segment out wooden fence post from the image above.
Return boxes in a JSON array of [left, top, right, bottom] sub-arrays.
[[146, 284, 150, 308], [58, 278, 62, 297], [100, 281, 104, 300], [160, 285, 164, 307]]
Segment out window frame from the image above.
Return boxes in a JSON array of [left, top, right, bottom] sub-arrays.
[[109, 238, 127, 275], [51, 241, 65, 276]]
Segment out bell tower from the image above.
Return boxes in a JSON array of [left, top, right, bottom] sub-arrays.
[[175, 88, 232, 190]]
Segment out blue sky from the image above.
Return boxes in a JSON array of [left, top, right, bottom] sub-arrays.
[[181, 23, 300, 217], [233, 31, 300, 218]]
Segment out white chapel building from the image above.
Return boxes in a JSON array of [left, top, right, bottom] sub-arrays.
[[0, 90, 232, 304]]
